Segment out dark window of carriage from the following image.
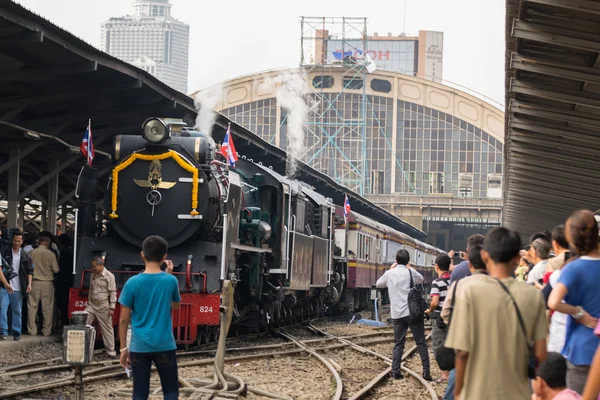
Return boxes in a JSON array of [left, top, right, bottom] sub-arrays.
[[312, 76, 334, 89], [370, 79, 392, 93], [343, 77, 363, 89]]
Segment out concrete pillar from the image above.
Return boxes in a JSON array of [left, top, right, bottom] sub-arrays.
[[7, 148, 20, 229], [47, 159, 59, 235], [18, 201, 25, 231]]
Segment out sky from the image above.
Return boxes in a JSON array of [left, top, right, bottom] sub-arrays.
[[14, 0, 506, 105]]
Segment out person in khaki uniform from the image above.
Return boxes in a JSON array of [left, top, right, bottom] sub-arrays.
[[27, 236, 59, 336], [85, 257, 117, 357]]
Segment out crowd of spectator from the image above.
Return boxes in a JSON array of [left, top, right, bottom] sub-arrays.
[[0, 229, 73, 341], [377, 209, 600, 400]]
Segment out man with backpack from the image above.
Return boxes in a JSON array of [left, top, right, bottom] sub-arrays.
[[426, 254, 452, 383], [376, 249, 432, 381]]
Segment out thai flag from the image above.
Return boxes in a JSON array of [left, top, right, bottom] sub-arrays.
[[219, 125, 239, 167], [344, 195, 351, 218], [80, 120, 94, 166]]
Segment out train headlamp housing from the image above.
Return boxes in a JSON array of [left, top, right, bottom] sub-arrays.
[[62, 311, 96, 365], [142, 117, 171, 144]]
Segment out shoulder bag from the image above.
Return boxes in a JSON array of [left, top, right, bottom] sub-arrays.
[[407, 269, 426, 321]]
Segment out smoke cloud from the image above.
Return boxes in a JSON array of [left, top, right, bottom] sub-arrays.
[[262, 71, 310, 177], [193, 85, 223, 136]]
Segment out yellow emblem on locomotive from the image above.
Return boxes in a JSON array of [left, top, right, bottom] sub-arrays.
[[134, 159, 177, 190]]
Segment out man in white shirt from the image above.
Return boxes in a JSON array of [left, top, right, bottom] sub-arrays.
[[527, 238, 551, 286], [0, 230, 33, 341], [376, 249, 431, 381]]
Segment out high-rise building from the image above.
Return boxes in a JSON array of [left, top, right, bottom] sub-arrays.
[[101, 0, 189, 94]]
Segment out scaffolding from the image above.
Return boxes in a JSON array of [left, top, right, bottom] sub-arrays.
[[296, 17, 370, 194]]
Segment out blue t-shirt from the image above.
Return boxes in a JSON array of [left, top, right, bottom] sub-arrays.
[[450, 260, 470, 284], [558, 257, 600, 365], [118, 272, 181, 353]]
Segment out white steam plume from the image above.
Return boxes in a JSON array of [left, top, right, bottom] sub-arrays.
[[262, 71, 310, 177], [193, 85, 223, 136]]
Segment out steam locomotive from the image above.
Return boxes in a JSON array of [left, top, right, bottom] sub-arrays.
[[68, 117, 445, 345]]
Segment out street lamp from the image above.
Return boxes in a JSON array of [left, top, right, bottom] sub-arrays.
[[63, 311, 96, 400]]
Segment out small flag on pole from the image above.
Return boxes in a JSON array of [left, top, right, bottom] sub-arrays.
[[344, 195, 351, 218], [219, 124, 239, 167], [81, 119, 95, 166]]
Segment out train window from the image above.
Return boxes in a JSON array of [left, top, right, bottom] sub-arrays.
[[312, 76, 334, 89], [370, 79, 392, 93]]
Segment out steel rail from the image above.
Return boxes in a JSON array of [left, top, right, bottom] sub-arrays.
[[279, 332, 344, 400], [308, 324, 438, 400]]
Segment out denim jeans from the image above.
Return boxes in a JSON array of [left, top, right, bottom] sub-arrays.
[[130, 350, 179, 399], [0, 289, 23, 336], [444, 369, 456, 400]]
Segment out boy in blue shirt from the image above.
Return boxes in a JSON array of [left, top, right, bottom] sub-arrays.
[[119, 235, 181, 400]]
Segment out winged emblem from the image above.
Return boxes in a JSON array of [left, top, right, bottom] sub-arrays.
[[134, 159, 177, 190]]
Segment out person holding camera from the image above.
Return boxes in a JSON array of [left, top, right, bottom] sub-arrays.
[[445, 227, 548, 400], [426, 254, 452, 383], [376, 249, 431, 382]]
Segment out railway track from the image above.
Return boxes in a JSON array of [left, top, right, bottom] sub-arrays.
[[279, 324, 438, 400], [0, 322, 437, 399]]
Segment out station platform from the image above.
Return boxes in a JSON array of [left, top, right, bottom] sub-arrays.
[[0, 334, 61, 352]]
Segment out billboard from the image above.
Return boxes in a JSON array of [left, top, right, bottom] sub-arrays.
[[422, 31, 444, 82], [324, 39, 418, 76]]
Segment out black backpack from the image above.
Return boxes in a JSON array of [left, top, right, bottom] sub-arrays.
[[407, 270, 427, 321]]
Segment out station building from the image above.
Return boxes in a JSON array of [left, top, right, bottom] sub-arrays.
[[192, 67, 504, 249]]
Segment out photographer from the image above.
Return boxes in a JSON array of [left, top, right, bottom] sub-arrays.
[[426, 254, 451, 383]]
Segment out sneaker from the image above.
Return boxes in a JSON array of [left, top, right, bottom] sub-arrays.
[[0, 334, 7, 340], [13, 335, 21, 341], [423, 372, 433, 381], [390, 372, 404, 379]]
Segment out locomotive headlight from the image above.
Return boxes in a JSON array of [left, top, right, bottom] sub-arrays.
[[142, 117, 171, 144]]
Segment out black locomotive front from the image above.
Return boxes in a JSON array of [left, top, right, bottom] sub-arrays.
[[73, 118, 223, 298]]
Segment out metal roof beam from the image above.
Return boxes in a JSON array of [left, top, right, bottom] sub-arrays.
[[510, 118, 600, 143], [508, 145, 594, 168], [511, 53, 600, 85], [0, 140, 47, 175], [525, 0, 600, 15], [0, 79, 143, 110], [512, 20, 600, 52], [17, 134, 110, 200], [508, 155, 599, 181], [21, 99, 177, 128], [510, 79, 600, 109], [509, 134, 599, 157], [509, 100, 600, 128], [0, 30, 43, 48], [507, 173, 600, 199], [0, 61, 98, 84], [0, 6, 195, 110]]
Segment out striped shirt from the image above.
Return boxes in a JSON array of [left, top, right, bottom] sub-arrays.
[[430, 272, 451, 312]]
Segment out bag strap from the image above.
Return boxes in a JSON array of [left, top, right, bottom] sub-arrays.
[[409, 268, 414, 289], [496, 279, 533, 351], [448, 280, 459, 325]]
